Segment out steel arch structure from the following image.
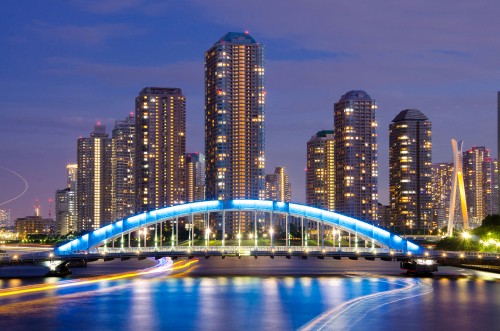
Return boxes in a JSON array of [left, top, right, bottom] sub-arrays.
[[55, 200, 423, 256]]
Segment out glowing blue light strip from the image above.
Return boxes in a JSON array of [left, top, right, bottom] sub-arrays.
[[54, 200, 422, 255]]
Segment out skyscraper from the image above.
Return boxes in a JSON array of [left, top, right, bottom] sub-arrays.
[[334, 90, 378, 223], [463, 146, 486, 225], [55, 163, 77, 235], [76, 124, 112, 231], [205, 32, 265, 202], [265, 167, 291, 202], [306, 130, 335, 210], [483, 158, 499, 216], [463, 146, 490, 226], [431, 162, 454, 229], [186, 153, 206, 203], [112, 114, 135, 220], [135, 87, 186, 213], [389, 109, 432, 232]]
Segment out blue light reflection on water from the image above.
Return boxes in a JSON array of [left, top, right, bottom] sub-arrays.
[[1, 274, 499, 331]]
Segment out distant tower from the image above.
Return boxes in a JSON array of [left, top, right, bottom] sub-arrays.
[[306, 130, 335, 210], [112, 114, 135, 220], [186, 153, 206, 202], [34, 199, 40, 217], [389, 109, 432, 232], [431, 162, 454, 229], [77, 123, 112, 231], [135, 87, 186, 213], [265, 167, 291, 202], [463, 146, 490, 226], [483, 158, 499, 216], [334, 90, 378, 223], [447, 139, 468, 235], [55, 164, 77, 235]]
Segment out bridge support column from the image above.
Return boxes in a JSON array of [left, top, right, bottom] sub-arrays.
[[160, 221, 162, 248], [155, 222, 158, 249], [128, 232, 130, 248], [305, 218, 308, 248], [189, 214, 193, 247], [254, 211, 258, 248], [143, 227, 147, 249], [317, 221, 319, 249], [301, 217, 304, 248], [270, 211, 274, 249], [285, 214, 289, 248], [222, 211, 225, 248], [176, 217, 179, 247], [321, 220, 324, 249]]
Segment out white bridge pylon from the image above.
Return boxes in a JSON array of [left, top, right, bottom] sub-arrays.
[[55, 200, 423, 255]]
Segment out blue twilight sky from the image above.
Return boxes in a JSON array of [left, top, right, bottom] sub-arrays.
[[0, 0, 499, 221]]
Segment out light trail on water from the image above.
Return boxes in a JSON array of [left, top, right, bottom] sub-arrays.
[[299, 274, 433, 331], [0, 258, 199, 298], [0, 164, 29, 207]]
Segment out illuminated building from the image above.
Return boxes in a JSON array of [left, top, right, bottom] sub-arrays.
[[55, 164, 77, 235], [306, 130, 335, 210], [0, 209, 10, 228], [77, 123, 112, 231], [484, 158, 499, 216], [205, 32, 265, 234], [334, 90, 378, 223], [463, 146, 491, 226], [15, 206, 55, 239], [186, 153, 206, 203], [112, 114, 135, 220], [431, 162, 454, 229], [135, 87, 186, 213], [265, 167, 291, 202], [389, 109, 432, 232]]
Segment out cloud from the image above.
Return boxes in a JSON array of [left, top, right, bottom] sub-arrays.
[[30, 20, 145, 45]]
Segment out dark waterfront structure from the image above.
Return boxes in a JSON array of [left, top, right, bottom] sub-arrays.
[[389, 109, 432, 232], [76, 124, 112, 231], [134, 87, 186, 213], [306, 130, 335, 211], [334, 91, 378, 223], [111, 114, 135, 220]]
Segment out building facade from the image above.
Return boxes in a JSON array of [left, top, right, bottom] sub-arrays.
[[112, 114, 135, 220], [186, 153, 206, 203], [463, 146, 490, 226], [389, 109, 432, 232], [483, 158, 499, 216], [431, 162, 454, 229], [55, 164, 78, 235], [306, 130, 335, 210], [205, 32, 265, 202], [265, 167, 291, 202], [76, 124, 112, 231], [135, 87, 186, 213], [334, 90, 378, 223]]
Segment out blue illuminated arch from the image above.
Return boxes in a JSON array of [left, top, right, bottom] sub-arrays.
[[54, 200, 423, 255]]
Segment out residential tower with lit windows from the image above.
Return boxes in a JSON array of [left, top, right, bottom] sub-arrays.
[[76, 124, 112, 231], [134, 87, 186, 213], [204, 32, 265, 234], [306, 130, 335, 210], [265, 167, 291, 202], [334, 90, 378, 223], [389, 109, 432, 232]]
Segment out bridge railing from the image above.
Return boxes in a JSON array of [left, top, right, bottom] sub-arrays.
[[93, 246, 392, 255]]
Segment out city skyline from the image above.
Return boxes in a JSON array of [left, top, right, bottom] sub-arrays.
[[1, 1, 499, 220]]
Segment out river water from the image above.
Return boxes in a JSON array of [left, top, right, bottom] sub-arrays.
[[0, 258, 499, 330]]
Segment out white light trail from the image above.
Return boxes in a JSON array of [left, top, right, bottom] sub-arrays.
[[0, 164, 29, 207]]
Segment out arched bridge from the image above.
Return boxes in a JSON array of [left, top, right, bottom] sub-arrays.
[[55, 200, 423, 257]]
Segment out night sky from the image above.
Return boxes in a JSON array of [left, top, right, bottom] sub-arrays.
[[1, 0, 498, 221]]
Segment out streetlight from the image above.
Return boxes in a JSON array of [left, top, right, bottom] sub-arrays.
[[237, 233, 241, 248], [206, 228, 211, 247], [269, 228, 274, 249]]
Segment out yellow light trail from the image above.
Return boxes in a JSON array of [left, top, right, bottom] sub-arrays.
[[0, 259, 198, 298]]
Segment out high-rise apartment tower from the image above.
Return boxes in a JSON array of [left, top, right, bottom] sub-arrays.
[[135, 87, 186, 213], [389, 109, 432, 232], [334, 90, 378, 223], [306, 130, 335, 210]]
